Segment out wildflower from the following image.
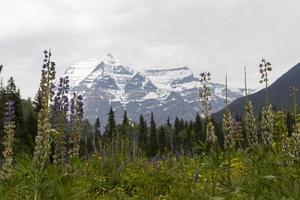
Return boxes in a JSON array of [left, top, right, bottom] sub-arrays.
[[69, 93, 84, 159], [0, 101, 16, 181], [260, 105, 274, 147], [222, 75, 235, 151], [199, 72, 217, 148], [244, 100, 257, 145], [33, 50, 57, 170], [53, 76, 70, 168]]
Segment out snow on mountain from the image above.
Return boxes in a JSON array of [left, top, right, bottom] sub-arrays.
[[63, 53, 248, 125]]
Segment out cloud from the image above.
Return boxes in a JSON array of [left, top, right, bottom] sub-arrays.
[[0, 0, 300, 97]]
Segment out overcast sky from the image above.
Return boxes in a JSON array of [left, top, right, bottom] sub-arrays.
[[1, 0, 300, 98]]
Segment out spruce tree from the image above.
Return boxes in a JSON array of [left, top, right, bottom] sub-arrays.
[[24, 108, 38, 153], [194, 113, 203, 143], [80, 119, 93, 159], [6, 78, 24, 153], [121, 110, 130, 158], [94, 117, 101, 154], [105, 107, 116, 140], [104, 107, 116, 156], [167, 116, 172, 127], [158, 126, 166, 156], [138, 115, 147, 154], [174, 117, 181, 154], [148, 112, 158, 157], [33, 50, 58, 171]]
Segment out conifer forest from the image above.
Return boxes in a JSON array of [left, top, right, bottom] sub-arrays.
[[1, 50, 300, 200]]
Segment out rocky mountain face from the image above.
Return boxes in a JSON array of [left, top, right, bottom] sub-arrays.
[[63, 53, 247, 126]]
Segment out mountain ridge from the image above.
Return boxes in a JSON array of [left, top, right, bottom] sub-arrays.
[[63, 53, 250, 126], [214, 62, 300, 120]]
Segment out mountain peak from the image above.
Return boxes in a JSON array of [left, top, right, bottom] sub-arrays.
[[102, 52, 125, 66]]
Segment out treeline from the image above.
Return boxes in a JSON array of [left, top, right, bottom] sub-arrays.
[[1, 51, 300, 181]]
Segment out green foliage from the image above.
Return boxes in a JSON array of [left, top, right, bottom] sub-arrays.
[[2, 149, 296, 199], [0, 155, 86, 200]]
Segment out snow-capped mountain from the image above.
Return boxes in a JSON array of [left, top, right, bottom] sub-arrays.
[[63, 53, 248, 125]]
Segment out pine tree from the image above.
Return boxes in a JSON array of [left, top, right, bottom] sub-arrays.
[[138, 115, 147, 154], [53, 77, 70, 167], [121, 110, 130, 158], [167, 116, 172, 127], [158, 126, 166, 156], [194, 113, 204, 143], [94, 117, 101, 154], [69, 93, 84, 159], [80, 119, 93, 159], [104, 107, 116, 156], [0, 101, 16, 181], [6, 78, 24, 153], [33, 88, 43, 113], [33, 50, 58, 171], [174, 117, 181, 154], [24, 107, 37, 153], [105, 107, 116, 141], [147, 112, 158, 157]]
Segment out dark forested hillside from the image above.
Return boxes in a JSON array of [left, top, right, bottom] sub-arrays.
[[214, 63, 300, 120]]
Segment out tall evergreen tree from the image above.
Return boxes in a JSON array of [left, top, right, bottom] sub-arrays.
[[194, 113, 203, 143], [167, 116, 172, 127], [147, 112, 158, 157], [138, 115, 147, 154], [104, 107, 116, 156], [80, 119, 93, 159], [94, 117, 101, 154], [6, 78, 24, 153], [174, 117, 181, 154], [105, 107, 116, 140], [158, 126, 166, 156], [121, 110, 130, 157]]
